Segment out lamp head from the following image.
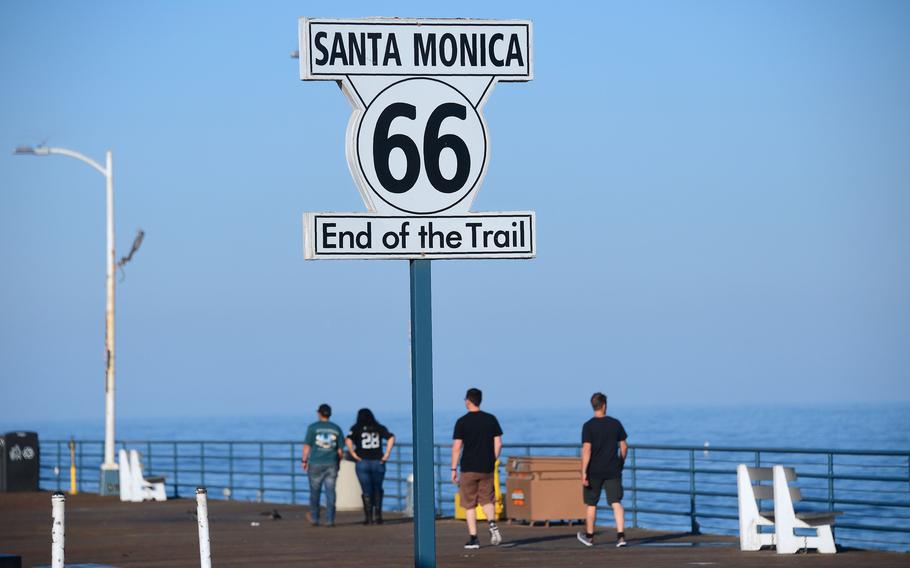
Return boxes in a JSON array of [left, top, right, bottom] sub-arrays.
[[13, 145, 50, 156]]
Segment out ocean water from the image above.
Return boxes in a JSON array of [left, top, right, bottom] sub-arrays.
[[13, 402, 910, 450]]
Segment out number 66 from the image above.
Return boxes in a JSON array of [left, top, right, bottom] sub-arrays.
[[372, 102, 471, 195]]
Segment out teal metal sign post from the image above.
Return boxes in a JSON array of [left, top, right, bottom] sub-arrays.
[[409, 259, 436, 567]]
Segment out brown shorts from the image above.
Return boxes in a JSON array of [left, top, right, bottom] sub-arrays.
[[459, 472, 495, 509]]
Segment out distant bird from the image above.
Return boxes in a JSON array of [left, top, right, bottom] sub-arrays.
[[260, 509, 282, 520]]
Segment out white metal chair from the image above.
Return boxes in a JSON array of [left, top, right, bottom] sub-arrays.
[[128, 449, 167, 502], [118, 448, 133, 502], [736, 464, 780, 550], [772, 464, 840, 554]]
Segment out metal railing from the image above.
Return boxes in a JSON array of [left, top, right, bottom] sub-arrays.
[[38, 440, 910, 552]]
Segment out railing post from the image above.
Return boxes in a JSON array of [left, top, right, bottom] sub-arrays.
[[259, 442, 265, 502], [147, 441, 152, 475], [631, 447, 638, 528], [827, 452, 835, 512], [290, 443, 296, 505], [754, 450, 760, 468], [229, 443, 235, 501], [201, 442, 206, 488], [433, 446, 443, 517], [56, 442, 62, 491], [397, 444, 403, 512], [173, 442, 180, 498], [689, 449, 698, 534], [77, 441, 83, 491]]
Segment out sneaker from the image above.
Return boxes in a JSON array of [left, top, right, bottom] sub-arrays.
[[464, 535, 480, 549], [305, 511, 319, 527], [616, 537, 627, 548], [489, 523, 502, 546], [577, 531, 594, 547]]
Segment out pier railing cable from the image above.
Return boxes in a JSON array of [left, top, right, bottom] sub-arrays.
[[38, 440, 910, 552]]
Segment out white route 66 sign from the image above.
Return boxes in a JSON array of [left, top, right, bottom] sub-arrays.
[[299, 18, 536, 259]]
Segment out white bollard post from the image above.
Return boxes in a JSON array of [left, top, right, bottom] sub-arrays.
[[405, 473, 414, 518], [196, 487, 212, 568], [51, 491, 65, 568]]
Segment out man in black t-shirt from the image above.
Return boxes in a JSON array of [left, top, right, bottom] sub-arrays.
[[451, 387, 503, 549], [577, 392, 628, 548]]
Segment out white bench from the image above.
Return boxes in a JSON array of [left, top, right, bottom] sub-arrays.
[[119, 448, 167, 502], [736, 464, 780, 550], [737, 463, 841, 554], [772, 464, 841, 554]]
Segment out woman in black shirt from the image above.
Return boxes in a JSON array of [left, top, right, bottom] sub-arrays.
[[345, 408, 395, 524]]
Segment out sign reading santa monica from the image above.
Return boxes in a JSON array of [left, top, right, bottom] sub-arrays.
[[299, 18, 536, 259]]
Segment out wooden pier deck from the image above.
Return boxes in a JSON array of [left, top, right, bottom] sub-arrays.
[[1, 492, 906, 567]]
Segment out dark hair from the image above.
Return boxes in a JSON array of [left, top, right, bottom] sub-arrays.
[[318, 403, 332, 418], [590, 392, 607, 411], [465, 388, 482, 407], [355, 408, 377, 427]]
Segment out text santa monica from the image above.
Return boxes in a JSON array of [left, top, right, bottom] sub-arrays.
[[314, 32, 525, 68], [303, 21, 532, 77]]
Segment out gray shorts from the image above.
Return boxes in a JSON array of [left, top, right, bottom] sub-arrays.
[[583, 476, 623, 506]]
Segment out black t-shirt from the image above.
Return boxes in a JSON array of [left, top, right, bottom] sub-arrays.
[[347, 423, 394, 461], [582, 416, 628, 479], [453, 410, 503, 473]]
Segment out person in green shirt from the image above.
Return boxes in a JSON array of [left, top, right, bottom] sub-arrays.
[[302, 403, 344, 526]]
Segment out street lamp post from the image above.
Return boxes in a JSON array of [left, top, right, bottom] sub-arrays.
[[14, 145, 120, 496]]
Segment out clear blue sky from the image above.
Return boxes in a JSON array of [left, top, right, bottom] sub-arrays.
[[1, 1, 908, 425]]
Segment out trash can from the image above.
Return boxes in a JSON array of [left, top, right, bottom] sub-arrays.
[[0, 432, 40, 492], [0, 553, 23, 568], [505, 456, 585, 523]]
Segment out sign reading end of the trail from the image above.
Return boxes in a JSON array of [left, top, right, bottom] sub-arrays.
[[299, 17, 535, 259]]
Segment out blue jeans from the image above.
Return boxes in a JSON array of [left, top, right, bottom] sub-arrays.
[[355, 459, 386, 497], [308, 463, 338, 524]]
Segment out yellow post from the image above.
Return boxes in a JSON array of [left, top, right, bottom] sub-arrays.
[[68, 438, 78, 495]]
